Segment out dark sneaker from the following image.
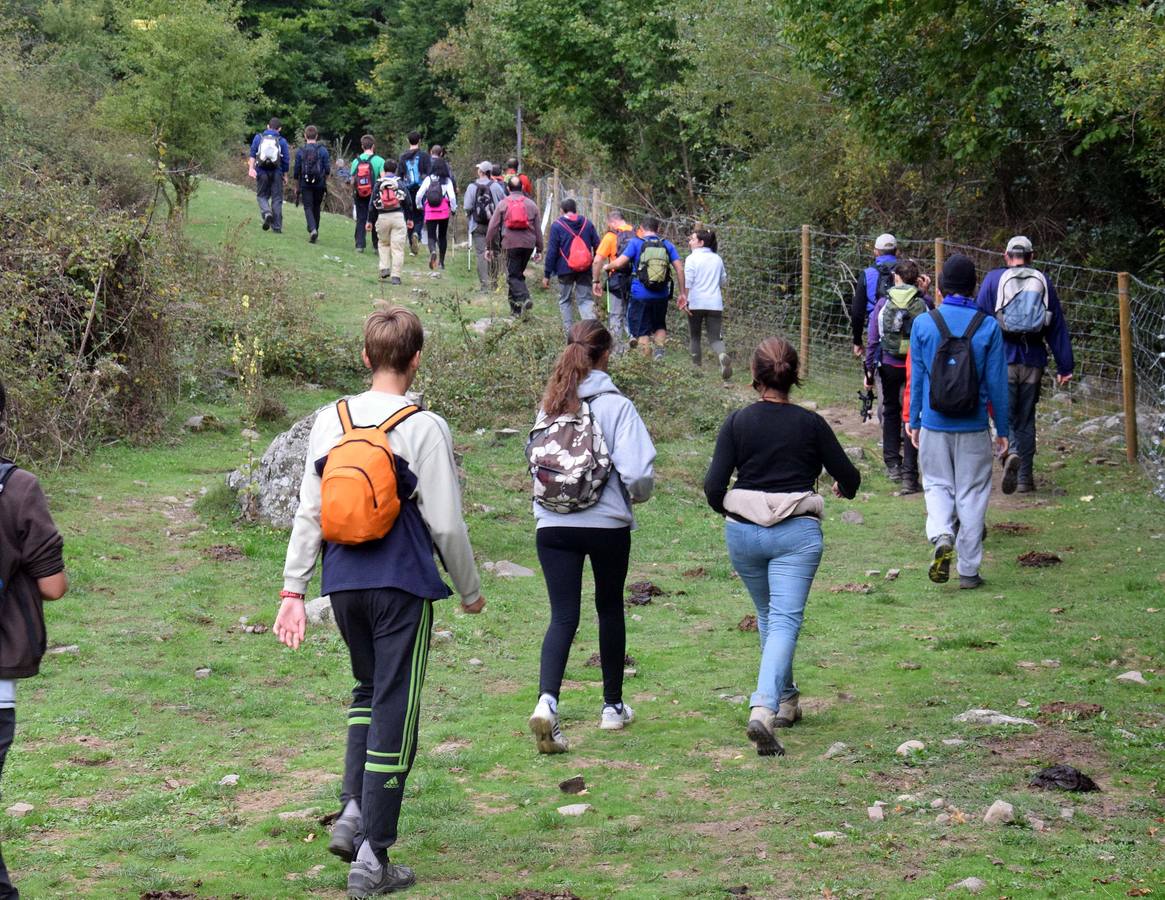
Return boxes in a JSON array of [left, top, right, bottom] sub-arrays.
[[271, 227, 282, 234], [959, 573, 985, 590], [899, 478, 921, 495], [379, 269, 390, 280], [746, 708, 786, 757], [1016, 480, 1035, 494], [309, 230, 318, 244], [328, 805, 361, 862], [390, 276, 401, 285], [428, 252, 437, 271], [1001, 452, 1021, 494], [262, 213, 272, 231], [409, 233, 420, 254], [773, 696, 801, 728], [522, 299, 534, 313], [886, 464, 903, 481], [719, 352, 733, 380], [929, 535, 954, 584], [347, 859, 415, 897], [356, 246, 366, 253]]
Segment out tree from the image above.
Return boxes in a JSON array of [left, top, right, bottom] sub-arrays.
[[101, 0, 269, 212]]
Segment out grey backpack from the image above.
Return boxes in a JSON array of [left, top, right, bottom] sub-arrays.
[[526, 398, 613, 513]]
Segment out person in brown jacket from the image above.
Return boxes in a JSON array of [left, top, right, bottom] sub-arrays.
[[0, 381, 68, 898], [485, 176, 543, 316]]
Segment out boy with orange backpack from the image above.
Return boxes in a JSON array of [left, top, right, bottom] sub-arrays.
[[275, 306, 484, 898], [542, 198, 600, 336]]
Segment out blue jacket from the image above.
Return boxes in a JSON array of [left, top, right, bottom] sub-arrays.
[[249, 129, 290, 174], [292, 143, 331, 186], [544, 215, 600, 278], [850, 254, 897, 346], [909, 295, 1010, 436], [975, 267, 1075, 375]]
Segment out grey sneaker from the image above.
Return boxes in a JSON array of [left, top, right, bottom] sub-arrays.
[[929, 535, 954, 584], [347, 858, 415, 897], [959, 573, 985, 590], [599, 703, 635, 730], [328, 803, 361, 862], [773, 696, 802, 728], [719, 352, 733, 380], [1001, 452, 1021, 494], [379, 268, 390, 280], [1016, 480, 1035, 494], [529, 699, 568, 753], [390, 276, 401, 285], [746, 707, 786, 757]]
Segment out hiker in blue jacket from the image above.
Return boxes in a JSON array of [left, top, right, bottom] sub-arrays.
[[975, 236, 1075, 493], [850, 233, 898, 357], [542, 199, 600, 336], [292, 125, 331, 244], [248, 117, 291, 233], [908, 254, 1009, 591]]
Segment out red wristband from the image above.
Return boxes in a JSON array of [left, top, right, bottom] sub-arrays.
[[280, 590, 305, 601]]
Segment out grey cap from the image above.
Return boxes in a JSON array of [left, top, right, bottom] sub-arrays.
[[874, 233, 897, 251], [476, 160, 492, 172], [1006, 235, 1033, 254]]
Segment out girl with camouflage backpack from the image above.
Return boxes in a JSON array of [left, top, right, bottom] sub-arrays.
[[525, 321, 656, 753]]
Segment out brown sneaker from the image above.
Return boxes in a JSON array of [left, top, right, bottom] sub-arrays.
[[773, 696, 802, 728], [746, 707, 785, 756]]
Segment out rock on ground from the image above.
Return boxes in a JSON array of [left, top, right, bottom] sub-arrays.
[[953, 709, 1036, 727], [5, 802, 33, 817], [896, 740, 925, 756], [557, 803, 591, 816], [983, 800, 1015, 825], [948, 876, 986, 893], [841, 510, 865, 525], [1116, 670, 1148, 685], [305, 596, 333, 626], [484, 560, 536, 578], [812, 830, 844, 842], [867, 806, 884, 822], [823, 742, 848, 759]]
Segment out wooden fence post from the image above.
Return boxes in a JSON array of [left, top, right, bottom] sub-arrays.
[[934, 238, 945, 305], [800, 224, 811, 377], [1117, 271, 1138, 464], [592, 186, 601, 223], [544, 167, 559, 246]]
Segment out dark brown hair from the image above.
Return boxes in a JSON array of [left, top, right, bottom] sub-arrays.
[[893, 258, 921, 285], [364, 305, 424, 373], [541, 321, 613, 418], [360, 134, 375, 151], [751, 337, 801, 394], [303, 125, 318, 141]]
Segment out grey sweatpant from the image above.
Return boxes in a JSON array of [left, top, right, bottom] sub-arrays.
[[918, 428, 993, 577]]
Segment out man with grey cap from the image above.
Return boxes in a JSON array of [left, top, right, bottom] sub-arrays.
[[975, 235, 1074, 493], [464, 161, 508, 292], [850, 233, 898, 358]]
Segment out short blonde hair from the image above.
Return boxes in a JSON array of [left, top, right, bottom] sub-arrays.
[[364, 305, 423, 373]]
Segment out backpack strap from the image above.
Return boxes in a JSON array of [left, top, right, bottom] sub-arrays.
[[336, 399, 355, 433], [963, 310, 987, 340], [377, 404, 422, 434], [928, 309, 953, 340], [0, 461, 16, 498]]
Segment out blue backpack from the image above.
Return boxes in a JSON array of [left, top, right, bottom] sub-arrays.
[[405, 155, 422, 188], [994, 267, 1051, 335]]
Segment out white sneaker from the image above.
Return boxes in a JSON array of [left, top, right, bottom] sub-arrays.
[[529, 699, 568, 753], [600, 703, 635, 730]]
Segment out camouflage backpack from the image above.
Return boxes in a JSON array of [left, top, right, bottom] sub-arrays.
[[526, 397, 614, 513]]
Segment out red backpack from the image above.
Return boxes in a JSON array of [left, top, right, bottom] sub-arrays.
[[354, 158, 374, 199], [503, 195, 530, 230], [559, 217, 593, 272]]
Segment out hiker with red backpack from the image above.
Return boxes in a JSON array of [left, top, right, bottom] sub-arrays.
[[485, 176, 543, 316], [248, 117, 291, 233], [350, 135, 385, 254], [369, 160, 415, 285], [292, 125, 330, 244], [525, 320, 656, 754], [543, 198, 600, 336], [275, 306, 484, 898], [415, 155, 458, 271]]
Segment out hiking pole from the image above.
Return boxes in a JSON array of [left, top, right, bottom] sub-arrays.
[[467, 215, 472, 274]]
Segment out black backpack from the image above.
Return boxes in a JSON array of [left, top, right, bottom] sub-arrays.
[[425, 176, 445, 208], [873, 260, 895, 302], [927, 310, 986, 417], [0, 462, 48, 680], [472, 182, 496, 225], [301, 144, 324, 185]]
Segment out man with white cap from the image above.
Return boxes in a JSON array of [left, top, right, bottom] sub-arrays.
[[975, 235, 1075, 493], [850, 233, 898, 358], [464, 161, 508, 292]]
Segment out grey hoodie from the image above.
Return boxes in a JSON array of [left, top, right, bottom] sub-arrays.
[[532, 370, 655, 529]]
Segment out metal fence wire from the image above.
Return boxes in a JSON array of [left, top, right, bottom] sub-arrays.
[[530, 174, 1165, 496]]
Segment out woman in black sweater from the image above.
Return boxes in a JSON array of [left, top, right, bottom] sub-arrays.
[[704, 337, 860, 756]]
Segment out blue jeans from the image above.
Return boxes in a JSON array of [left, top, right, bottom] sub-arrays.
[[725, 517, 823, 710]]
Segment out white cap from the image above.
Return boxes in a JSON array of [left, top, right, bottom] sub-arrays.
[[1006, 235, 1033, 254], [874, 233, 897, 251], [476, 160, 492, 171]]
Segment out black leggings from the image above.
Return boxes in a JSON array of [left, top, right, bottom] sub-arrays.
[[425, 219, 449, 265], [536, 526, 631, 706]]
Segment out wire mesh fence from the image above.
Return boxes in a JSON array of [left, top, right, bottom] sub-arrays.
[[530, 171, 1165, 496]]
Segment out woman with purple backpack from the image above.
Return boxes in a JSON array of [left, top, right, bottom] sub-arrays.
[[525, 320, 656, 754]]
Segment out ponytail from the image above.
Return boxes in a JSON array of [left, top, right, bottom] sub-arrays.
[[541, 320, 613, 418]]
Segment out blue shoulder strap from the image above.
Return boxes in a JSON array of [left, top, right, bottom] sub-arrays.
[[0, 461, 16, 498]]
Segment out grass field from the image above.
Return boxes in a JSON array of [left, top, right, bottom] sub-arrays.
[[3, 179, 1162, 899]]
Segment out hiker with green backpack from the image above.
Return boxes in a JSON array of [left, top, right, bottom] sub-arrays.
[[864, 259, 934, 493], [604, 216, 686, 359]]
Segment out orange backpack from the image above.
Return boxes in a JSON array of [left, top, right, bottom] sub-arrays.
[[320, 400, 421, 545]]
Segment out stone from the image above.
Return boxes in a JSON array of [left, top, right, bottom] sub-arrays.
[[432, 629, 454, 643], [983, 800, 1015, 825], [194, 667, 211, 679], [812, 831, 844, 842], [1115, 728, 1137, 740], [942, 738, 967, 746], [865, 569, 881, 577], [841, 510, 865, 525], [218, 774, 240, 786], [468, 658, 483, 667], [948, 876, 986, 893], [1026, 814, 1048, 832], [240, 428, 261, 442], [1116, 670, 1148, 685], [1016, 699, 1032, 708], [935, 813, 951, 825], [5, 802, 33, 817], [484, 560, 536, 578], [1041, 659, 1061, 668], [823, 742, 848, 759], [885, 568, 901, 581], [494, 428, 520, 440], [277, 807, 320, 822], [557, 803, 591, 817], [931, 798, 946, 809], [47, 644, 79, 655], [844, 446, 865, 462], [185, 414, 221, 433], [896, 794, 919, 804], [953, 709, 1036, 727], [896, 740, 925, 756], [305, 596, 333, 626], [867, 806, 884, 822], [898, 661, 922, 670], [1059, 808, 1074, 820]]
